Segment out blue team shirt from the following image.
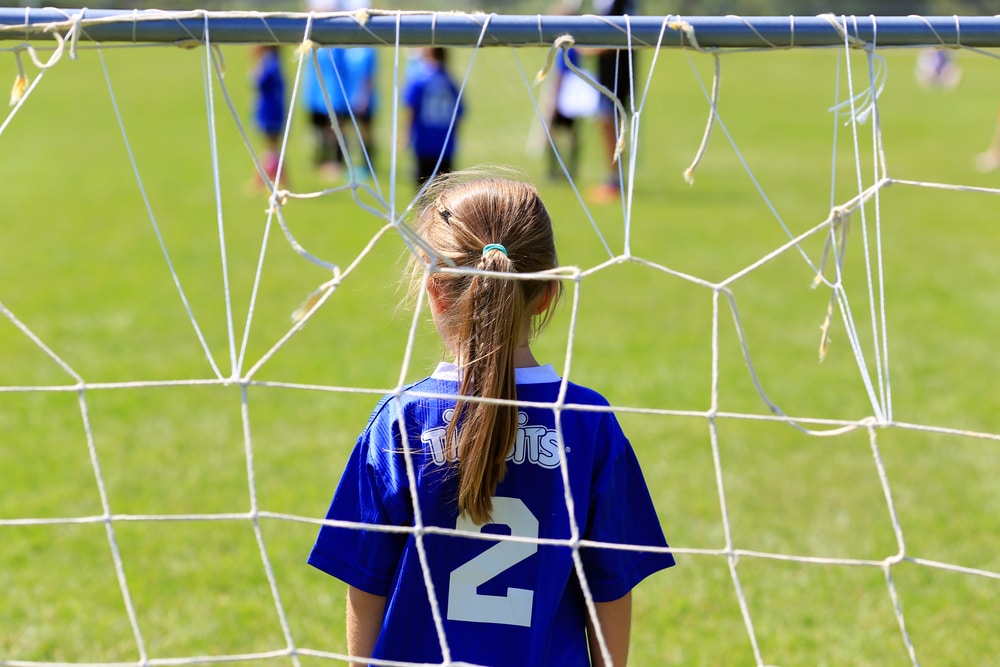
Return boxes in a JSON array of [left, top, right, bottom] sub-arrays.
[[403, 64, 464, 160], [308, 363, 675, 666], [339, 47, 377, 115], [302, 47, 350, 115], [254, 48, 286, 136]]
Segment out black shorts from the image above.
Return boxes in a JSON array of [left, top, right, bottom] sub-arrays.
[[309, 111, 329, 130], [551, 110, 576, 129], [416, 155, 453, 184], [598, 49, 633, 111], [309, 111, 361, 128]]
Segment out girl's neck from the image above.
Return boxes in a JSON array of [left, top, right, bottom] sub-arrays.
[[451, 343, 541, 370], [512, 344, 541, 368]]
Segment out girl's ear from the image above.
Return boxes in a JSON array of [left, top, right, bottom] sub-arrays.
[[427, 280, 446, 314], [532, 281, 558, 315]]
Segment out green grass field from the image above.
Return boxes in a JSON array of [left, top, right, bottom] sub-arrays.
[[2, 22, 1000, 667]]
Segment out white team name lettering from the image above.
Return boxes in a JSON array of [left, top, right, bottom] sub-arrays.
[[421, 409, 562, 469]]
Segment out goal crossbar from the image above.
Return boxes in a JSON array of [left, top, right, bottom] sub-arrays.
[[1, 10, 999, 49]]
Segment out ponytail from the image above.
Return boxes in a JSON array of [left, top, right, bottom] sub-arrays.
[[408, 173, 561, 526], [447, 250, 526, 524]]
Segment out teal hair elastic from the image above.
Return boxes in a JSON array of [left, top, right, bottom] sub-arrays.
[[482, 243, 508, 257]]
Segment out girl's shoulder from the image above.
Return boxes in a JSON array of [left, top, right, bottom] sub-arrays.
[[514, 367, 613, 410], [560, 379, 613, 408], [361, 372, 456, 427]]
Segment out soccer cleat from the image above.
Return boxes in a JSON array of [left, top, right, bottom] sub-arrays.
[[975, 150, 1000, 173], [586, 181, 621, 204]]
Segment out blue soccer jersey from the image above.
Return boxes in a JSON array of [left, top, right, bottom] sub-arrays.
[[254, 48, 286, 137], [302, 47, 350, 116], [340, 47, 377, 116], [403, 65, 463, 161], [308, 363, 675, 666]]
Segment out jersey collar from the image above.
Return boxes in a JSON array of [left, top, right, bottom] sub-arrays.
[[431, 362, 560, 384]]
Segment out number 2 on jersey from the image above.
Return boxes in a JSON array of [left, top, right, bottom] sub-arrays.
[[447, 497, 538, 627]]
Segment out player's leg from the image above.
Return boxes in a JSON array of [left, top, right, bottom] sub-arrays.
[[263, 131, 284, 187], [588, 105, 622, 203], [975, 103, 1000, 173], [312, 111, 343, 182], [588, 50, 631, 203], [566, 116, 580, 180], [356, 110, 374, 179], [547, 111, 573, 180]]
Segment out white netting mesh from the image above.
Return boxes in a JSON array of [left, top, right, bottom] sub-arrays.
[[2, 9, 1000, 667]]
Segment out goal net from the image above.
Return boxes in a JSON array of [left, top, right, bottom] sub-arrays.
[[2, 8, 999, 667]]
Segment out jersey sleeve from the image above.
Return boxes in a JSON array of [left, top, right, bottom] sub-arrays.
[[454, 81, 465, 119], [307, 398, 412, 596], [579, 414, 675, 602], [403, 74, 422, 109]]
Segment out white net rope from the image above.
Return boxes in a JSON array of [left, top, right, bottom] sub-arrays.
[[2, 9, 1000, 667]]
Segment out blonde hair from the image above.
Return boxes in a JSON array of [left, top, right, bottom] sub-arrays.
[[408, 171, 561, 524]]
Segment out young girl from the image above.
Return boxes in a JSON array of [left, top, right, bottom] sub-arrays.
[[308, 172, 675, 666], [251, 44, 288, 189], [403, 47, 464, 186]]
